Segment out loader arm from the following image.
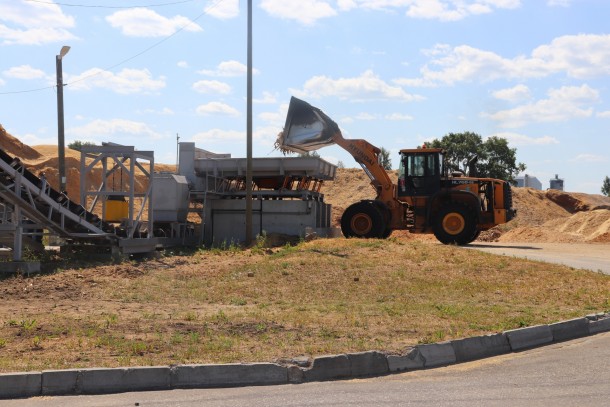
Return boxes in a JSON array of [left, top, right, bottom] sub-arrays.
[[279, 96, 398, 208], [331, 131, 397, 206]]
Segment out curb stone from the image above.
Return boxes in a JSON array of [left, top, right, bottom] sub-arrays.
[[387, 347, 425, 372], [418, 342, 456, 368], [2, 313, 609, 399], [504, 324, 554, 351], [451, 333, 511, 362], [549, 317, 589, 342]]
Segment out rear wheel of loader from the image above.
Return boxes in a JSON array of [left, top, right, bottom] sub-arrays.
[[433, 203, 476, 245], [341, 201, 385, 238]]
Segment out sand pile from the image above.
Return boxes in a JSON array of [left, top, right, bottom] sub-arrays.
[[323, 169, 610, 244], [2, 124, 609, 244], [0, 125, 174, 203]]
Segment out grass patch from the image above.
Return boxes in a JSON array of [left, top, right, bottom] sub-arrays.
[[0, 238, 607, 372]]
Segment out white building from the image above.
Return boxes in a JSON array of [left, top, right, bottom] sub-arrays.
[[515, 174, 542, 190]]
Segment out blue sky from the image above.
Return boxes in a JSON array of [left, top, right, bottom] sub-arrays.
[[1, 0, 609, 193]]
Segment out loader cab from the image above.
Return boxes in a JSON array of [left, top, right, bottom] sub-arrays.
[[398, 148, 444, 197]]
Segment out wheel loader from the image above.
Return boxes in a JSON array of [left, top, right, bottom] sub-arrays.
[[277, 97, 516, 245]]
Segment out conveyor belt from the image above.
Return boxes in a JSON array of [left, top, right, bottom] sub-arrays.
[[0, 148, 116, 240]]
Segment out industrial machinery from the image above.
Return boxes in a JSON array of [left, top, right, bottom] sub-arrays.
[[278, 97, 516, 245]]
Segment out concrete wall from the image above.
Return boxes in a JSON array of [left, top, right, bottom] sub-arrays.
[[203, 199, 331, 245]]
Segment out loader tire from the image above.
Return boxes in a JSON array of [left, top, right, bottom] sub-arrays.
[[433, 202, 476, 245], [341, 201, 385, 238], [373, 201, 393, 239]]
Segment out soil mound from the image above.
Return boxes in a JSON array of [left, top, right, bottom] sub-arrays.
[[2, 125, 609, 245], [0, 124, 40, 160], [324, 170, 610, 244]]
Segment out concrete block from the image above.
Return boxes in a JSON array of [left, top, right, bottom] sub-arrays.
[[287, 365, 304, 383], [387, 348, 425, 372], [42, 369, 79, 396], [0, 372, 41, 399], [171, 363, 287, 388], [505, 324, 553, 351], [418, 342, 456, 368], [347, 351, 388, 377], [589, 317, 610, 334], [302, 354, 350, 382], [550, 318, 590, 342], [451, 333, 511, 363], [78, 366, 170, 394]]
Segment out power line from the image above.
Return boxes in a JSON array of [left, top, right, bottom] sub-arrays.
[[0, 0, 226, 95], [24, 0, 197, 9]]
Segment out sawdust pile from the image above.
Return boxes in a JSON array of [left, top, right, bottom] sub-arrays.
[[2, 124, 609, 244], [0, 125, 174, 203], [323, 168, 610, 244]]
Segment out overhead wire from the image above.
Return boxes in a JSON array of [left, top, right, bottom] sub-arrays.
[[0, 0, 225, 95]]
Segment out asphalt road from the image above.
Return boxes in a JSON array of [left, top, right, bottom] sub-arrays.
[[8, 333, 610, 407], [467, 242, 610, 275]]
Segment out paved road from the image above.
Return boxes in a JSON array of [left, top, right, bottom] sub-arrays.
[[8, 333, 610, 407], [467, 242, 610, 274]]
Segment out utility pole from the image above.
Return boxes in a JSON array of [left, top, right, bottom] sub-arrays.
[[56, 45, 70, 193], [245, 0, 253, 246], [176, 133, 180, 172]]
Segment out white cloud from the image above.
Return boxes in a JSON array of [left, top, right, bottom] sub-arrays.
[[254, 91, 278, 104], [257, 103, 289, 126], [3, 65, 46, 80], [260, 0, 337, 25], [569, 153, 607, 163], [0, 1, 77, 45], [69, 119, 164, 140], [13, 132, 57, 146], [597, 110, 610, 118], [0, 78, 5, 86], [492, 84, 531, 102], [196, 102, 240, 116], [484, 84, 599, 128], [355, 112, 377, 120], [292, 70, 422, 102], [192, 129, 244, 143], [256, 0, 521, 24], [547, 0, 570, 6], [106, 8, 202, 37], [192, 80, 232, 94], [68, 68, 166, 94], [385, 113, 414, 121], [177, 61, 189, 68], [137, 107, 175, 115], [206, 0, 240, 19], [489, 132, 559, 146], [198, 60, 258, 77], [397, 34, 610, 87]]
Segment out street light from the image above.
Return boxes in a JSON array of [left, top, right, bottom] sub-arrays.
[[56, 45, 70, 193]]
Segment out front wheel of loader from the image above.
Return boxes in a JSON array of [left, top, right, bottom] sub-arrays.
[[341, 201, 385, 238], [433, 203, 476, 245]]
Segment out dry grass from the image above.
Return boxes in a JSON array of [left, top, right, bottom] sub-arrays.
[[0, 237, 608, 373]]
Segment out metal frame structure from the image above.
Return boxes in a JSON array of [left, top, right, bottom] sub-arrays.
[[80, 143, 154, 240]]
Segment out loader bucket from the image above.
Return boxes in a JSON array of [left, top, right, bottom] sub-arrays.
[[276, 97, 340, 154]]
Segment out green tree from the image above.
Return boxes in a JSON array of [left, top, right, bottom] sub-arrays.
[[68, 140, 96, 151], [379, 147, 392, 170], [602, 176, 610, 196], [299, 150, 320, 158], [428, 131, 525, 182]]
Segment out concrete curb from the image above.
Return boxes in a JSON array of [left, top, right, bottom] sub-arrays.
[[1, 313, 609, 399]]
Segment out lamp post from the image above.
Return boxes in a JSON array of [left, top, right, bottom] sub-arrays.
[[245, 0, 253, 245], [56, 45, 70, 193]]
